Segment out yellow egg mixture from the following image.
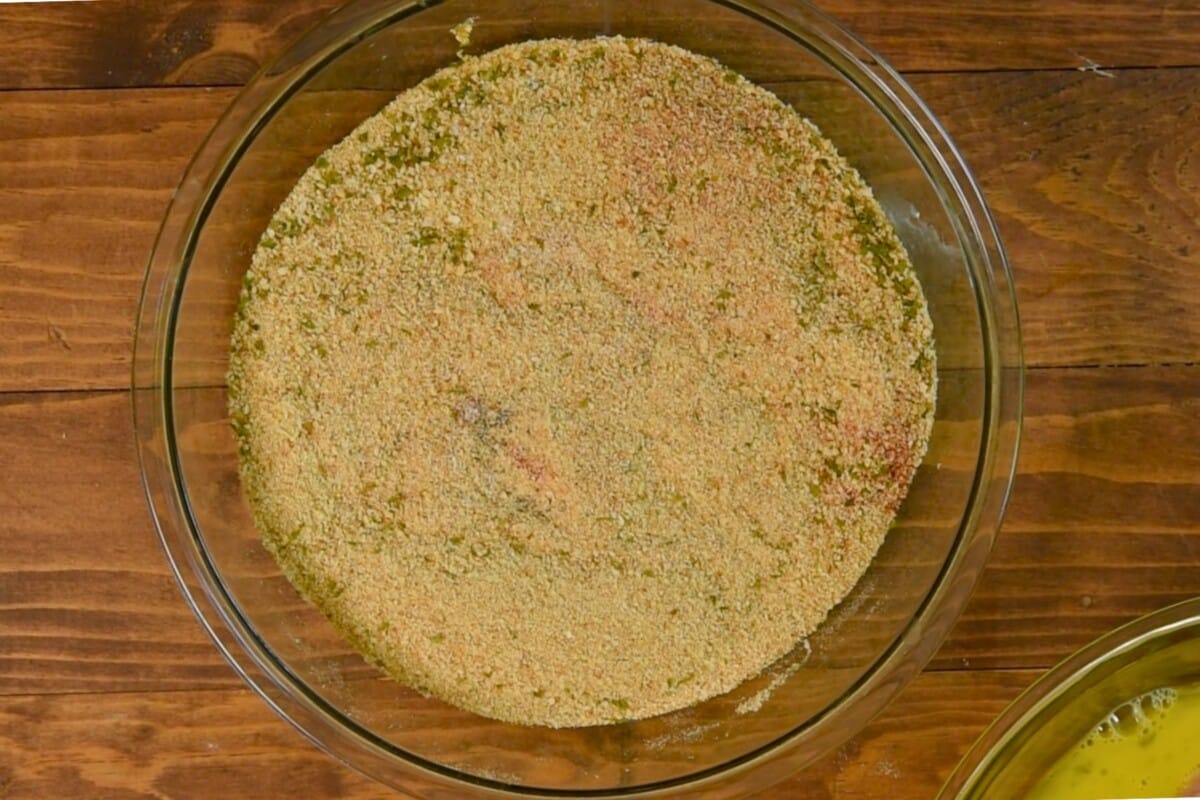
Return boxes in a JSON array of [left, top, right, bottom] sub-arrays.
[[1028, 684, 1200, 799]]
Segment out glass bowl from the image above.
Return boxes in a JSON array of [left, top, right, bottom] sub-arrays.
[[939, 599, 1200, 799], [133, 0, 1022, 796]]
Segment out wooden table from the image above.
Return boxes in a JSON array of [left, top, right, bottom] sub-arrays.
[[2, 2, 1198, 797]]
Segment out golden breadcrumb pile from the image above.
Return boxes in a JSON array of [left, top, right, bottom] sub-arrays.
[[228, 36, 935, 727]]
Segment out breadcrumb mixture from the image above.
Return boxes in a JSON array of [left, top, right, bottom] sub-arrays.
[[228, 37, 935, 728]]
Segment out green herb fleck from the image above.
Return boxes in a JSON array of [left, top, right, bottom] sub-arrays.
[[411, 227, 441, 247]]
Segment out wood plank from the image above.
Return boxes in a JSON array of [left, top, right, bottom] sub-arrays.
[[3, 70, 1199, 391], [1, 0, 1199, 91], [0, 88, 235, 393], [0, 0, 339, 91], [932, 364, 1200, 669], [910, 69, 1200, 369], [2, 366, 1197, 694], [0, 390, 239, 694], [0, 669, 1034, 800]]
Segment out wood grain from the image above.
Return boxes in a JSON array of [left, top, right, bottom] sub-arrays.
[[911, 69, 1200, 368], [0, 391, 237, 694], [2, 366, 1196, 694], [0, 669, 1034, 800], [0, 88, 234, 393], [0, 0, 337, 91], [2, 69, 1199, 392], [933, 364, 1200, 668], [1, 0, 1199, 91]]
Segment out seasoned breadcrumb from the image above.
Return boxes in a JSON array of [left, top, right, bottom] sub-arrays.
[[228, 37, 936, 728]]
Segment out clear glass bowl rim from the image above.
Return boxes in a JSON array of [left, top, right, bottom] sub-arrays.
[[133, 0, 1024, 796]]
